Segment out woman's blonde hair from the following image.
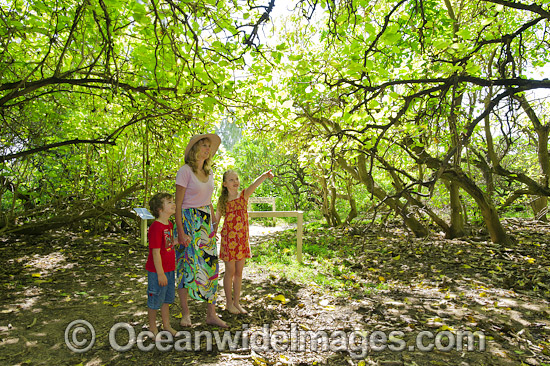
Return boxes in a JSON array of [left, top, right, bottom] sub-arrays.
[[186, 138, 213, 175], [217, 170, 237, 217]]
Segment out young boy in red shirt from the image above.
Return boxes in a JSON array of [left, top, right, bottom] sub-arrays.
[[145, 193, 177, 337]]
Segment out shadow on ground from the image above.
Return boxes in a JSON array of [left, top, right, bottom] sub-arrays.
[[0, 219, 549, 365]]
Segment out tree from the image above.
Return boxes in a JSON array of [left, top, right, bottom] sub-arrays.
[[241, 0, 550, 244], [0, 0, 277, 233]]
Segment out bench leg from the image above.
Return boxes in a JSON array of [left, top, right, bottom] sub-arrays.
[[141, 219, 147, 246]]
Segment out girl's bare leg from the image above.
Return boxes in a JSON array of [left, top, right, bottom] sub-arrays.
[[233, 259, 247, 314], [223, 261, 239, 314]]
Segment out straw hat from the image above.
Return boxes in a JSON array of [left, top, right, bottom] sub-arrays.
[[184, 133, 221, 163]]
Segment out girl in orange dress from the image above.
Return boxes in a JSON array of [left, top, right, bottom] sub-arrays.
[[216, 169, 274, 314]]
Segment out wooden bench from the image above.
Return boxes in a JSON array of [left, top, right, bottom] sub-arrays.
[[247, 197, 304, 263], [248, 196, 276, 225], [134, 202, 305, 263]]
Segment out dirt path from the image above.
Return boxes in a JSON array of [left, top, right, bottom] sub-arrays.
[[0, 220, 549, 365]]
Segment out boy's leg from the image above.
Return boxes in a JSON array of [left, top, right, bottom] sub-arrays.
[[160, 271, 176, 336], [233, 259, 247, 314], [223, 261, 239, 314], [177, 287, 192, 327], [147, 271, 162, 335], [160, 303, 177, 336], [148, 308, 159, 336]]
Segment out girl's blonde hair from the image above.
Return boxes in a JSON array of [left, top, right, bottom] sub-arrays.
[[217, 170, 237, 217], [186, 138, 213, 175]]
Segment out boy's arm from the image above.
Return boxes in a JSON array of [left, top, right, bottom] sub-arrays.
[[244, 169, 274, 200], [152, 248, 168, 286]]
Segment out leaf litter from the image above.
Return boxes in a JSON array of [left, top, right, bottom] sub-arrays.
[[0, 218, 548, 365]]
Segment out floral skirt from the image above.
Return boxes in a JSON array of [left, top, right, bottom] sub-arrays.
[[175, 206, 218, 303]]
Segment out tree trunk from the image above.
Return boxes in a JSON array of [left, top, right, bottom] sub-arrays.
[[344, 180, 357, 224], [484, 49, 498, 196], [330, 186, 342, 226], [414, 145, 513, 244], [318, 173, 332, 225], [448, 182, 465, 238], [337, 155, 429, 237], [513, 93, 549, 221], [443, 169, 513, 244], [448, 85, 465, 237], [1, 183, 144, 235]]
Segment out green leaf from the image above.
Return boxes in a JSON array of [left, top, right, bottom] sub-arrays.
[[480, 18, 494, 26], [457, 29, 472, 40], [288, 54, 302, 61], [434, 39, 451, 50]]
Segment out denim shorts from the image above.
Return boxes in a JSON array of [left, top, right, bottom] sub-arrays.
[[147, 270, 175, 310]]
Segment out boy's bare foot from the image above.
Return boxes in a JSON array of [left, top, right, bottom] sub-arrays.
[[206, 314, 228, 328], [162, 326, 178, 337], [226, 304, 240, 314], [235, 304, 248, 314], [179, 313, 192, 327], [142, 329, 157, 344]]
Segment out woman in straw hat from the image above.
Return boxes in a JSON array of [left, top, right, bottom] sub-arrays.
[[174, 133, 227, 328]]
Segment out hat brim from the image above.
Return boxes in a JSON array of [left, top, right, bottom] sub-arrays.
[[184, 133, 221, 163]]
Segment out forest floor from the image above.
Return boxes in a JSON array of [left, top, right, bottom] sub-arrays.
[[0, 218, 549, 366]]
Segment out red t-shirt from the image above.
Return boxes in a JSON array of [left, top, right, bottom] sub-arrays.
[[145, 221, 176, 273]]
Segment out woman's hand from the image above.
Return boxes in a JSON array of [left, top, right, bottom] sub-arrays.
[[210, 222, 219, 239], [178, 228, 191, 247]]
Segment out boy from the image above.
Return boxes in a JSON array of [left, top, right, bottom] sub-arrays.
[[145, 192, 177, 337]]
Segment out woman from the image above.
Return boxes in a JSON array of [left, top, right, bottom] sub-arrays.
[[175, 133, 227, 328]]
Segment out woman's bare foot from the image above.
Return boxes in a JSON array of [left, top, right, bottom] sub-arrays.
[[206, 314, 228, 328], [235, 303, 247, 314], [179, 313, 192, 327], [226, 303, 240, 314]]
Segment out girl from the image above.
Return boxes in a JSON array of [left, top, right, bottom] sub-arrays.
[[217, 169, 274, 314]]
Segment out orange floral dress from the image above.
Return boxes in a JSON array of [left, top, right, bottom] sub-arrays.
[[220, 190, 251, 262]]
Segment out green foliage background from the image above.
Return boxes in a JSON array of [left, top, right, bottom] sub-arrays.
[[1, 0, 550, 242]]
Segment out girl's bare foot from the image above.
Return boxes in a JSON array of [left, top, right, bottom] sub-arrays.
[[206, 314, 228, 328], [226, 304, 240, 314], [179, 313, 192, 327], [235, 304, 247, 314]]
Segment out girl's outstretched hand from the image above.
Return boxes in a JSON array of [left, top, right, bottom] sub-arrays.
[[264, 169, 274, 180], [245, 169, 275, 199]]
